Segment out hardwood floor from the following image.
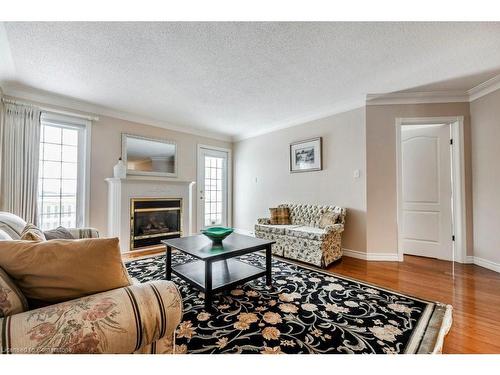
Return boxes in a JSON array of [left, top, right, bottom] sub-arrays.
[[123, 249, 500, 353], [328, 255, 500, 353]]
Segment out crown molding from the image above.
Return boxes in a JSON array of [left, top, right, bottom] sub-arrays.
[[1, 84, 232, 142], [4, 72, 500, 143], [367, 74, 500, 106], [468, 74, 500, 102], [366, 90, 470, 106]]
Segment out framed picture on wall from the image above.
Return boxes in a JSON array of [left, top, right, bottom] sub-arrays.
[[289, 137, 322, 173]]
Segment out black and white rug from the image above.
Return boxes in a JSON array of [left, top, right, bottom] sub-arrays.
[[125, 252, 452, 354]]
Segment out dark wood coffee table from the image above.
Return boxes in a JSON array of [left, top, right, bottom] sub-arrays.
[[162, 233, 275, 311]]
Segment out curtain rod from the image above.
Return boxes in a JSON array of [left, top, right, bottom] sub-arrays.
[[1, 97, 99, 122]]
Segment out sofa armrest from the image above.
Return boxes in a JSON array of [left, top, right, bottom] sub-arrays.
[[67, 227, 100, 239], [0, 280, 182, 354], [324, 223, 344, 234], [257, 218, 271, 225], [0, 267, 29, 317]]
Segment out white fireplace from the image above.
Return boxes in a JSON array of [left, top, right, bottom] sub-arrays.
[[105, 176, 196, 252]]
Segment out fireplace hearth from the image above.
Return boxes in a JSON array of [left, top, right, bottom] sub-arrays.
[[130, 198, 182, 250]]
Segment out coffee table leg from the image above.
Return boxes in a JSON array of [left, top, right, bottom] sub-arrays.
[[166, 245, 172, 280], [205, 260, 213, 311], [266, 244, 272, 286]]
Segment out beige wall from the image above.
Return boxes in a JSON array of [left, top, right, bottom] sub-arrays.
[[233, 107, 367, 252], [365, 102, 474, 255], [89, 115, 231, 236], [4, 88, 499, 268], [470, 89, 500, 264]]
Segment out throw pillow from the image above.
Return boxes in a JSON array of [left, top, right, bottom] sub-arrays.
[[20, 223, 46, 241], [0, 237, 132, 303], [44, 226, 75, 240], [319, 211, 340, 229], [269, 207, 291, 225]]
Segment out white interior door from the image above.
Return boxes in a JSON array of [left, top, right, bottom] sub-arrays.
[[197, 146, 229, 230], [400, 124, 453, 261]]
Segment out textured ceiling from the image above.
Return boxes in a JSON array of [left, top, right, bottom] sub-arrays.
[[1, 22, 500, 139]]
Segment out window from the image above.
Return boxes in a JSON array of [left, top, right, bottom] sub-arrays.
[[204, 155, 224, 226], [37, 113, 90, 230], [197, 145, 231, 231]]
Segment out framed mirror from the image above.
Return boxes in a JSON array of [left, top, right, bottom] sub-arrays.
[[122, 134, 177, 177]]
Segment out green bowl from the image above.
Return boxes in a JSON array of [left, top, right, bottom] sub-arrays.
[[201, 227, 234, 245]]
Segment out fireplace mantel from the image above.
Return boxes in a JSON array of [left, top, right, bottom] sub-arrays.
[[105, 176, 195, 184], [105, 176, 196, 252]]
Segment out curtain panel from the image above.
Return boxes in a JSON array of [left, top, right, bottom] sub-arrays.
[[0, 102, 41, 224]]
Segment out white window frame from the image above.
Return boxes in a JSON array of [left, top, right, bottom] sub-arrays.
[[39, 112, 92, 228]]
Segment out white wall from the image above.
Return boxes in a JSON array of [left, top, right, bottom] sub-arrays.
[[233, 107, 367, 252], [470, 88, 500, 267]]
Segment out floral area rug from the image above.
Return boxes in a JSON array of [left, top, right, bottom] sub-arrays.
[[125, 252, 452, 354]]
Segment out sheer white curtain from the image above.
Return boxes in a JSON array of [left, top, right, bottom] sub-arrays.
[[0, 101, 41, 223]]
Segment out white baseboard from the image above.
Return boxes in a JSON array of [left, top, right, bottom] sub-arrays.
[[233, 235, 500, 273], [343, 248, 400, 262], [467, 256, 500, 273], [234, 232, 398, 261], [464, 255, 475, 264], [463, 255, 500, 273], [344, 250, 500, 272], [356, 252, 500, 272]]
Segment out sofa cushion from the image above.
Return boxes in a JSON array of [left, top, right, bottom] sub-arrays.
[[68, 227, 100, 239], [0, 212, 27, 240], [255, 224, 300, 235], [0, 237, 132, 304], [0, 229, 13, 240], [319, 211, 340, 229], [277, 204, 346, 226], [44, 226, 75, 240], [269, 207, 291, 225], [20, 223, 47, 241], [285, 226, 328, 240], [278, 204, 328, 226]]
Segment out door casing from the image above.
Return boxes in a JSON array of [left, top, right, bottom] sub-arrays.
[[396, 116, 466, 263], [196, 144, 232, 232]]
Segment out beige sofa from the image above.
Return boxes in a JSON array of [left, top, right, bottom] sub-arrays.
[[0, 211, 182, 354], [255, 204, 346, 268]]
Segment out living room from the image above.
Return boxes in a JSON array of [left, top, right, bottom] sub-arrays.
[[1, 1, 500, 372]]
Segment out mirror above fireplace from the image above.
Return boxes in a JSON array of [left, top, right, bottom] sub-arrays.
[[122, 134, 177, 177]]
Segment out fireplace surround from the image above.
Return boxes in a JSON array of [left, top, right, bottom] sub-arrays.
[[106, 176, 195, 252], [130, 198, 182, 250]]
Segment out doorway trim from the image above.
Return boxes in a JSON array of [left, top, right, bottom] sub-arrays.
[[395, 116, 466, 263], [196, 144, 233, 232]]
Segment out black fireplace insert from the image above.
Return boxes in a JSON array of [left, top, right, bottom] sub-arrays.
[[130, 198, 182, 250]]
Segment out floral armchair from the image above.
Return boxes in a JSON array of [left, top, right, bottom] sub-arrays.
[[255, 204, 346, 268], [0, 212, 183, 354], [0, 274, 182, 354]]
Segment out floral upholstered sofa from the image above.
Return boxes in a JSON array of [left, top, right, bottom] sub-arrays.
[[0, 212, 182, 354], [255, 204, 346, 268]]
